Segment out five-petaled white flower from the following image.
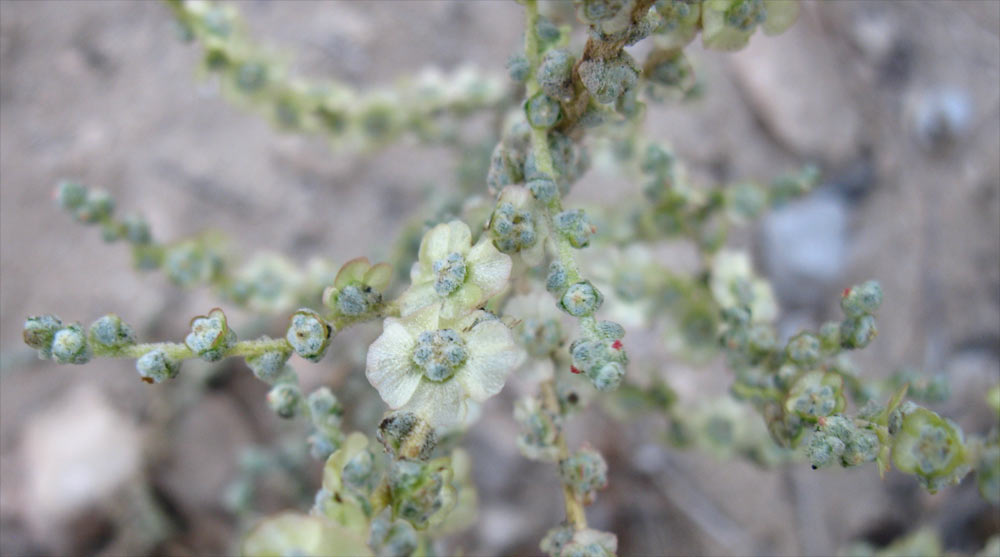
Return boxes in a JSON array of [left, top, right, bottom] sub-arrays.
[[366, 304, 524, 429], [398, 220, 512, 320]]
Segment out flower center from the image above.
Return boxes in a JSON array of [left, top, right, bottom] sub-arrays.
[[411, 329, 468, 382], [432, 252, 467, 296]]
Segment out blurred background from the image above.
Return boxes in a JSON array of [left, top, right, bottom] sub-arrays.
[[1, 1, 998, 555]]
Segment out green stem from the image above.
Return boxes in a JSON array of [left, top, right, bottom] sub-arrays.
[[541, 379, 588, 531]]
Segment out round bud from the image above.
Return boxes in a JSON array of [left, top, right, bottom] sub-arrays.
[[526, 92, 562, 129], [55, 181, 87, 211], [136, 349, 181, 383], [560, 446, 608, 504], [555, 209, 596, 248], [185, 308, 236, 362], [537, 48, 575, 102], [807, 432, 846, 470], [286, 309, 333, 362], [840, 314, 877, 349], [891, 406, 970, 492], [578, 53, 639, 105], [489, 200, 538, 255], [122, 214, 151, 245], [487, 143, 524, 193], [507, 53, 530, 83], [785, 371, 845, 420], [527, 177, 559, 203], [546, 261, 568, 295], [596, 320, 625, 340], [841, 280, 883, 317], [51, 324, 91, 364], [23, 314, 63, 358], [785, 332, 821, 367], [246, 347, 292, 383], [75, 189, 115, 224], [267, 383, 302, 419], [88, 314, 136, 350], [307, 387, 343, 428], [589, 361, 625, 392], [235, 61, 267, 92], [559, 281, 604, 317]]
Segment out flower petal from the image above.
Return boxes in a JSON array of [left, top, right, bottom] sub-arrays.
[[419, 222, 456, 264], [406, 378, 466, 431], [445, 220, 472, 254], [334, 257, 371, 289], [466, 240, 512, 299], [441, 283, 484, 320], [398, 281, 440, 318], [365, 320, 421, 408], [458, 320, 524, 402], [363, 262, 393, 292]]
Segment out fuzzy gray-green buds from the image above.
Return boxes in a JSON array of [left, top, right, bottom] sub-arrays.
[[785, 371, 846, 420], [555, 209, 597, 248], [560, 446, 608, 505], [785, 332, 821, 367], [806, 415, 880, 469], [507, 53, 530, 83], [23, 314, 63, 359], [559, 281, 604, 317], [369, 508, 418, 557], [570, 322, 628, 392], [840, 314, 877, 349], [88, 314, 136, 351], [537, 48, 575, 102], [841, 280, 883, 317], [388, 458, 457, 529], [578, 52, 639, 105], [377, 411, 436, 461], [891, 405, 970, 493], [267, 383, 302, 419], [185, 308, 237, 362], [136, 349, 181, 384], [526, 92, 562, 129], [51, 324, 92, 364], [55, 180, 87, 211], [286, 309, 333, 362], [490, 200, 538, 255], [245, 344, 292, 383]]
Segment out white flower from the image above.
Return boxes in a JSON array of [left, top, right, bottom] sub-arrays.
[[366, 304, 525, 430], [398, 220, 512, 320]]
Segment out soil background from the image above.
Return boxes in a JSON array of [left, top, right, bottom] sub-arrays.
[[1, 1, 998, 555]]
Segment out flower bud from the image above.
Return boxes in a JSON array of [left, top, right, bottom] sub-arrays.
[[286, 309, 333, 362], [578, 53, 639, 105], [576, 0, 625, 23], [559, 281, 604, 317], [840, 314, 877, 349], [589, 361, 625, 392], [785, 332, 821, 367], [515, 396, 561, 461], [560, 446, 608, 504], [489, 199, 538, 255], [75, 189, 115, 224], [785, 371, 845, 420], [507, 53, 530, 83], [122, 214, 151, 245], [389, 458, 457, 529], [546, 261, 569, 295], [164, 242, 221, 287], [555, 209, 597, 248], [88, 314, 136, 350], [185, 308, 236, 362], [818, 321, 841, 352], [841, 280, 883, 318], [245, 346, 292, 383], [487, 143, 524, 193], [308, 387, 344, 429], [527, 177, 559, 203], [23, 314, 63, 358], [526, 92, 562, 129], [55, 180, 87, 211], [136, 349, 181, 383], [51, 324, 91, 364], [537, 48, 575, 102], [267, 383, 301, 419]]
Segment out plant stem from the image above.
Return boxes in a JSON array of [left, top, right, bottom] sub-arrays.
[[541, 379, 588, 531]]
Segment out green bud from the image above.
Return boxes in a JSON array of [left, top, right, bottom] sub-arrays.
[[245, 346, 292, 383], [389, 458, 456, 529], [235, 61, 268, 92], [23, 314, 63, 358], [515, 396, 561, 461], [589, 361, 625, 392], [596, 320, 625, 340], [578, 53, 639, 105], [576, 0, 625, 23], [536, 16, 561, 43], [164, 242, 220, 287], [122, 214, 152, 245], [489, 200, 538, 255], [487, 143, 524, 193], [51, 324, 91, 364], [559, 281, 604, 317], [555, 209, 596, 248], [308, 387, 343, 424], [807, 431, 846, 469], [840, 280, 883, 317], [75, 189, 115, 223], [136, 349, 181, 383], [560, 446, 608, 504], [546, 261, 569, 295], [342, 448, 376, 494], [526, 92, 562, 129], [537, 48, 575, 102], [527, 177, 559, 203], [840, 314, 877, 349], [785, 332, 821, 367], [507, 53, 530, 83], [55, 180, 87, 211], [267, 383, 301, 419], [88, 314, 136, 350], [286, 309, 333, 362], [785, 371, 846, 420], [185, 308, 236, 362]]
